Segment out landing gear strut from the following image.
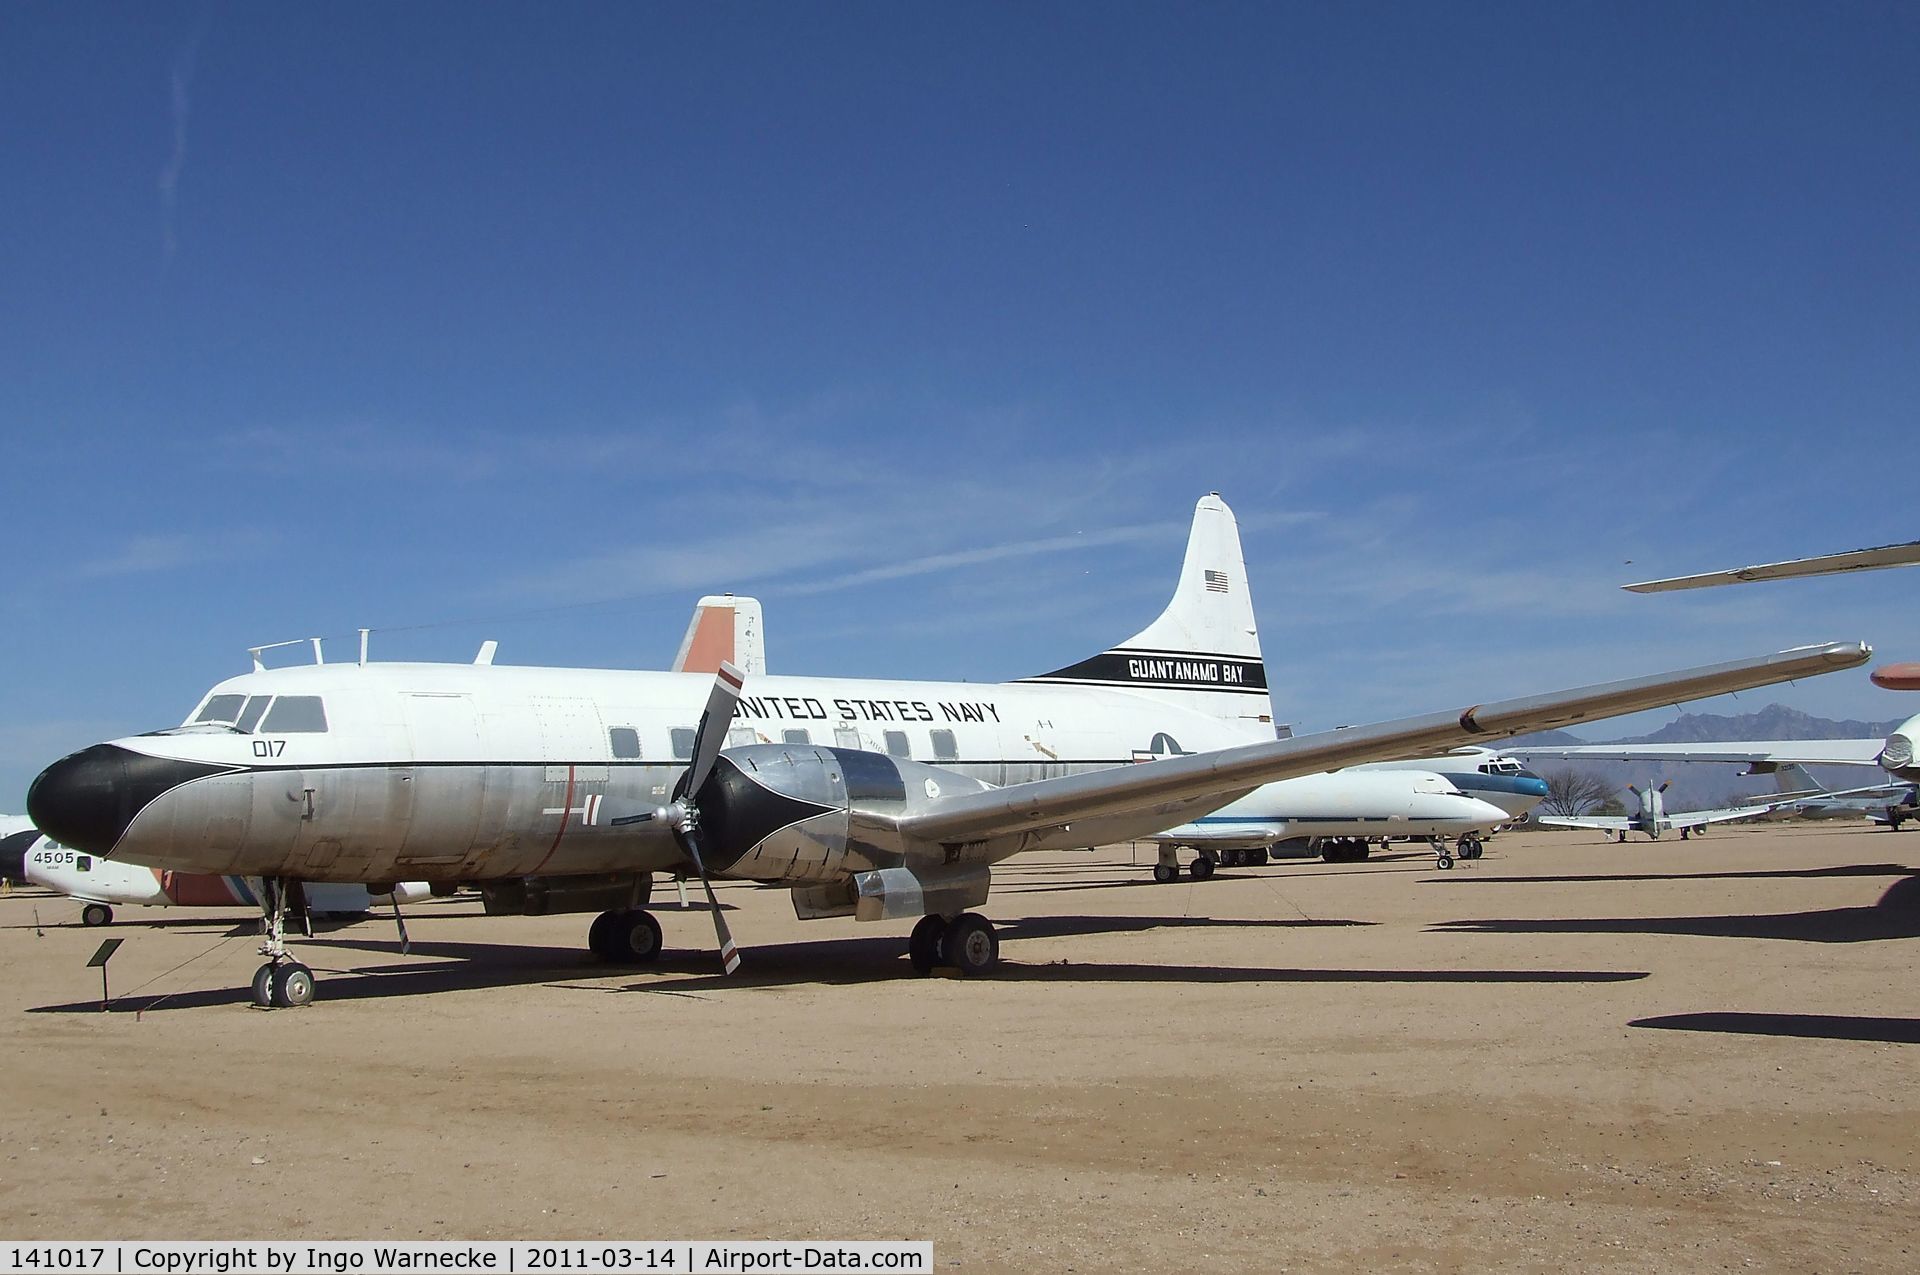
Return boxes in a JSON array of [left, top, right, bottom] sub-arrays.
[[907, 912, 999, 976], [250, 877, 316, 1009]]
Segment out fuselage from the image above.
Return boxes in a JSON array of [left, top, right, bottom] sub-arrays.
[[29, 660, 1265, 884], [1355, 749, 1549, 820], [1152, 770, 1509, 845]]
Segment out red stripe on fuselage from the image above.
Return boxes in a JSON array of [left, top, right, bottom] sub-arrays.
[[532, 764, 576, 874]]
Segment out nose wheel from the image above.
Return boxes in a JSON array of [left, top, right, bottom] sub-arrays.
[[249, 877, 318, 1009]]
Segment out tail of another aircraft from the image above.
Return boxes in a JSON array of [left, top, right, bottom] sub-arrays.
[[672, 595, 766, 676], [1019, 493, 1274, 732]]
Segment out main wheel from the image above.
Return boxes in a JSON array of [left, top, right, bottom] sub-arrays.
[[271, 962, 316, 1008], [1251, 847, 1269, 866], [1356, 841, 1372, 861], [1153, 862, 1179, 884], [587, 910, 622, 961], [617, 910, 664, 964], [909, 914, 947, 973], [1436, 854, 1454, 870], [81, 903, 112, 927], [940, 913, 998, 976], [250, 962, 277, 1008], [1189, 856, 1216, 881]]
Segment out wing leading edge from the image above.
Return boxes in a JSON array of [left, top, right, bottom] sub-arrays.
[[892, 641, 1870, 849]]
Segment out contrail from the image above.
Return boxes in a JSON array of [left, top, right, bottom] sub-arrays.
[[158, 21, 206, 266]]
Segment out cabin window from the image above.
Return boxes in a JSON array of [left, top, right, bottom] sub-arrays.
[[728, 727, 757, 748], [76, 856, 92, 871], [670, 727, 696, 760], [884, 730, 911, 759], [261, 696, 328, 733], [834, 727, 862, 750], [609, 727, 641, 759], [235, 696, 273, 733], [193, 694, 247, 725], [783, 729, 812, 746], [930, 729, 958, 761]]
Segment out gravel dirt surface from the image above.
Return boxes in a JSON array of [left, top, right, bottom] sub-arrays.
[[2, 823, 1916, 1271]]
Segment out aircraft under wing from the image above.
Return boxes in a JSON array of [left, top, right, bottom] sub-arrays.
[[1513, 739, 1888, 767], [1623, 540, 1920, 593], [891, 641, 1869, 849]]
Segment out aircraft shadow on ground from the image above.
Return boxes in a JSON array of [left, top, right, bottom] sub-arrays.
[[24, 916, 1638, 1010], [1630, 1011, 1920, 1046], [1429, 863, 1920, 887], [1434, 876, 1920, 943]]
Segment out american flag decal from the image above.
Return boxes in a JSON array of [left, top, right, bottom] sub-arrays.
[[1204, 569, 1230, 593]]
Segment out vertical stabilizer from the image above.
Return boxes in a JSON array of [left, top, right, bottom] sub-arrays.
[[1019, 494, 1272, 731], [672, 595, 767, 676]]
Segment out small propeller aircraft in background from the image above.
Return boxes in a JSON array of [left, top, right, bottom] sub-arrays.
[[1536, 779, 1779, 842]]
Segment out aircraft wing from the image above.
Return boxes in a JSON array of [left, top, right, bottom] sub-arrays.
[[891, 642, 1869, 848], [1511, 740, 1888, 767], [1666, 806, 1775, 829], [1622, 540, 1920, 593], [1536, 815, 1630, 831]]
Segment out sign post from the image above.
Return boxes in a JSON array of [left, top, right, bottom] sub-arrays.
[[86, 938, 124, 1011]]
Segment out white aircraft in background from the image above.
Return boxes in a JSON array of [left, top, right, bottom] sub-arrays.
[[26, 493, 1869, 1007], [1516, 722, 1920, 821], [1536, 780, 1777, 841], [1740, 764, 1919, 829], [20, 833, 427, 927], [1140, 770, 1509, 875]]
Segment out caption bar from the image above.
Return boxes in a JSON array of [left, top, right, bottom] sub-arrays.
[[0, 1245, 933, 1275]]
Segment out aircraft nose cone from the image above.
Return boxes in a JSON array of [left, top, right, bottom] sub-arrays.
[[27, 744, 226, 858], [1515, 770, 1550, 798]]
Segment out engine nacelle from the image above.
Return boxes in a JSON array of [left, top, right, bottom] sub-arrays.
[[697, 744, 994, 884]]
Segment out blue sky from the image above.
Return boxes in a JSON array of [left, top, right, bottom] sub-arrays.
[[3, 2, 1917, 807]]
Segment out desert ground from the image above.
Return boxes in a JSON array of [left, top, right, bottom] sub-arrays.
[[2, 823, 1915, 1272]]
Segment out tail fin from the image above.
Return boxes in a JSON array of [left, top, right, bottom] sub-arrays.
[[1773, 763, 1827, 797], [672, 595, 767, 676], [1019, 493, 1272, 730]]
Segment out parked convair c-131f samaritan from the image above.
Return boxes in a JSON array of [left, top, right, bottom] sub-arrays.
[[1535, 780, 1776, 842], [27, 494, 1870, 1008]]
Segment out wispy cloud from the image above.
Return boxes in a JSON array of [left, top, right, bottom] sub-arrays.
[[76, 531, 270, 578], [157, 18, 207, 267]]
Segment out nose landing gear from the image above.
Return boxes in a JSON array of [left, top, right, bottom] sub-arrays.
[[250, 877, 316, 1009]]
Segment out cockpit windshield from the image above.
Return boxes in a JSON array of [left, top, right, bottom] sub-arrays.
[[184, 693, 329, 734]]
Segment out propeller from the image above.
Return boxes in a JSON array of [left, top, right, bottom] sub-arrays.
[[604, 661, 747, 974]]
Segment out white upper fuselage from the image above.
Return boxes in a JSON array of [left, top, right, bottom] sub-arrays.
[[1151, 769, 1509, 845]]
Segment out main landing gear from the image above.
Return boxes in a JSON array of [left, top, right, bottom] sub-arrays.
[[1151, 845, 1232, 883], [81, 903, 113, 927], [907, 912, 1000, 976], [251, 877, 316, 1009], [588, 908, 664, 964]]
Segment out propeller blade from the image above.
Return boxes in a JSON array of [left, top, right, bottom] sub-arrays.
[[682, 661, 747, 800], [390, 895, 411, 956], [678, 826, 742, 975]]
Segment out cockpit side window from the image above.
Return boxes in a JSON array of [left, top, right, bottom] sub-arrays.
[[235, 696, 273, 733], [261, 696, 328, 733], [193, 694, 247, 725]]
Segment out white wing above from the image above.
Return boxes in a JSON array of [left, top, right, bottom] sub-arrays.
[[1512, 740, 1888, 767], [1623, 540, 1920, 593]]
